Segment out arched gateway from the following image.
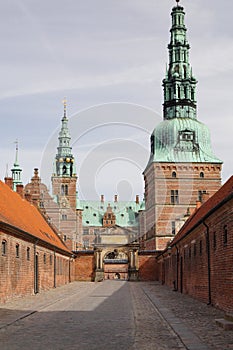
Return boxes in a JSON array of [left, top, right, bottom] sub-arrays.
[[95, 244, 139, 282], [104, 250, 129, 280]]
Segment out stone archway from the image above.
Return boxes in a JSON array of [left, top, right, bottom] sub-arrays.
[[94, 244, 139, 282], [103, 249, 129, 280]]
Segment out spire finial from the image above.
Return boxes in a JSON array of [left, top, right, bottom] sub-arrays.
[[62, 97, 67, 119], [176, 0, 180, 5], [14, 139, 19, 165], [14, 139, 18, 151]]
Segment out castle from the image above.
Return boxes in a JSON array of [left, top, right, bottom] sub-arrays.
[[21, 0, 222, 255], [3, 0, 231, 289]]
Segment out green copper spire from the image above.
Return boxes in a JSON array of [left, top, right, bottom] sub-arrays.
[[145, 2, 222, 166], [54, 99, 76, 177], [163, 2, 197, 120], [11, 140, 23, 191]]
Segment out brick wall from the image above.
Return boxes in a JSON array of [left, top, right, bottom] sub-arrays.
[[74, 251, 95, 281], [138, 252, 159, 281], [0, 229, 74, 303], [157, 195, 233, 313], [104, 263, 128, 280], [143, 163, 222, 250], [0, 233, 34, 302]]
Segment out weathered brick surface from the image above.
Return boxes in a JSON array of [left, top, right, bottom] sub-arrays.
[[138, 252, 158, 281], [0, 231, 75, 303], [104, 263, 128, 280], [143, 163, 222, 250], [74, 252, 95, 281], [157, 186, 233, 313]]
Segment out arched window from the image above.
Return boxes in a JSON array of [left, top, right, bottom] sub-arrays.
[[65, 185, 68, 195], [200, 172, 204, 178], [62, 165, 67, 175], [172, 171, 177, 178], [61, 185, 65, 195], [2, 240, 7, 255], [183, 65, 187, 79], [16, 244, 19, 258], [168, 87, 172, 100], [191, 88, 195, 100], [27, 247, 30, 261], [177, 86, 181, 99]]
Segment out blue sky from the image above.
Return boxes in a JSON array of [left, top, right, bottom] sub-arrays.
[[0, 0, 232, 200]]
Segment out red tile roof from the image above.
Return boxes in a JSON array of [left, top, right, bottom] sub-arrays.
[[0, 181, 71, 254], [171, 176, 233, 246]]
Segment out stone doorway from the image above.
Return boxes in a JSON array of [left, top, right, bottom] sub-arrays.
[[103, 250, 129, 280]]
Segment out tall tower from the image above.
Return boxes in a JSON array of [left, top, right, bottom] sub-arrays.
[[52, 99, 77, 210], [143, 1, 222, 250], [11, 140, 23, 191], [51, 100, 78, 250]]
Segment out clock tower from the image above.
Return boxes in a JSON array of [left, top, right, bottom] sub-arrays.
[[142, 1, 222, 250], [52, 99, 77, 211], [51, 100, 79, 250]]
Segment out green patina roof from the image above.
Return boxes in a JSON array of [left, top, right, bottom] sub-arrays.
[[145, 2, 222, 170], [146, 117, 222, 167], [77, 198, 141, 227]]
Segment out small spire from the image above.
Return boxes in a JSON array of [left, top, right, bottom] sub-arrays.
[[62, 97, 67, 119], [176, 0, 180, 6], [14, 139, 19, 166], [11, 139, 22, 191]]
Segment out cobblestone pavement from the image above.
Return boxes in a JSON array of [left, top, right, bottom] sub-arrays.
[[0, 281, 233, 350], [141, 282, 233, 350]]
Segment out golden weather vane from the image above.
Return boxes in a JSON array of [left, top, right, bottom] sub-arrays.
[[62, 97, 67, 117]]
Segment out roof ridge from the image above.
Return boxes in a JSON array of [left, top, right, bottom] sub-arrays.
[[0, 180, 71, 254]]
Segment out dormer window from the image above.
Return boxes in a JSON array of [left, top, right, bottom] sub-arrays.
[[174, 129, 199, 153]]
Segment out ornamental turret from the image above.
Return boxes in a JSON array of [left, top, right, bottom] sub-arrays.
[[11, 140, 23, 191], [163, 0, 197, 120], [54, 99, 76, 177]]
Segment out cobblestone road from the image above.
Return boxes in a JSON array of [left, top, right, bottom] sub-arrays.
[[0, 281, 233, 350]]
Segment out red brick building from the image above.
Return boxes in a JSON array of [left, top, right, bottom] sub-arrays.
[[0, 179, 75, 303], [157, 176, 233, 313]]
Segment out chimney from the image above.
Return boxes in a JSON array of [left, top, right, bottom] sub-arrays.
[[16, 184, 24, 198], [202, 192, 210, 203], [136, 195, 139, 204], [101, 194, 104, 203], [4, 177, 13, 189], [114, 195, 118, 202]]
